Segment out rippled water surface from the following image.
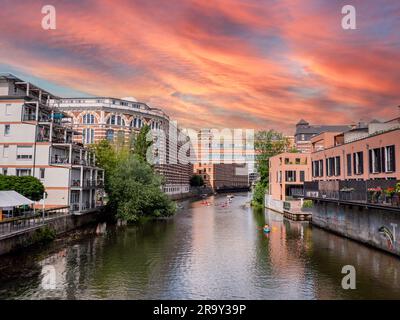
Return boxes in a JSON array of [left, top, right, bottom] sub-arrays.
[[0, 193, 399, 299]]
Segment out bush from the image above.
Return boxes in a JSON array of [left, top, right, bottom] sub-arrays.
[[302, 200, 313, 209], [32, 226, 56, 245], [0, 175, 45, 201], [190, 175, 204, 187], [251, 182, 266, 208]]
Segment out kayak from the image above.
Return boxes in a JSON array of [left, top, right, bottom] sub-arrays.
[[263, 227, 271, 233]]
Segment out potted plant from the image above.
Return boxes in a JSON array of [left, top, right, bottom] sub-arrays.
[[301, 200, 313, 212], [384, 187, 395, 205], [368, 187, 382, 204]]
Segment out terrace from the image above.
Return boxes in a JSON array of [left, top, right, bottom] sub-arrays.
[[298, 180, 400, 209]]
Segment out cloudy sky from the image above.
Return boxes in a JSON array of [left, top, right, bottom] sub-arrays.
[[1, 0, 399, 133]]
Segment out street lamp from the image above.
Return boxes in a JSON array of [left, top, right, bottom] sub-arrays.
[[42, 192, 47, 222]]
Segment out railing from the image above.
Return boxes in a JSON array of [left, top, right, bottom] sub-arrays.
[[0, 207, 69, 237], [22, 114, 37, 121], [50, 156, 69, 164], [303, 179, 400, 207]]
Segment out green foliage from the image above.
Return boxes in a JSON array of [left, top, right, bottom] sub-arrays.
[[395, 183, 400, 193], [108, 155, 176, 222], [302, 200, 314, 209], [254, 130, 289, 186], [190, 174, 204, 187], [92, 125, 175, 223], [0, 175, 45, 201], [91, 140, 121, 194], [252, 130, 288, 205], [251, 182, 267, 208], [132, 124, 153, 162], [32, 226, 56, 245]]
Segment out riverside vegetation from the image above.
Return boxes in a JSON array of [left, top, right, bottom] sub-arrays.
[[252, 130, 297, 208], [92, 124, 176, 223]]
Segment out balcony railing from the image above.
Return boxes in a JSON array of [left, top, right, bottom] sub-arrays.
[[302, 180, 400, 207], [51, 156, 69, 164]]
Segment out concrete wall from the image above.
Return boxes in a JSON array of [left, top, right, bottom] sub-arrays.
[[312, 201, 400, 256], [265, 195, 284, 213], [0, 211, 100, 256]]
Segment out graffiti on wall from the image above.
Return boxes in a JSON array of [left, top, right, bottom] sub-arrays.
[[378, 223, 397, 250]]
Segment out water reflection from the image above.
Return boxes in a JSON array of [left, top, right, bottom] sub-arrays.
[[0, 193, 399, 299]]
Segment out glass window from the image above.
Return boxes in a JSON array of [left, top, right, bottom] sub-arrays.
[[3, 145, 9, 158], [16, 169, 32, 177], [40, 168, 45, 179], [106, 129, 114, 141], [347, 154, 352, 176], [4, 125, 10, 136], [300, 171, 305, 182]]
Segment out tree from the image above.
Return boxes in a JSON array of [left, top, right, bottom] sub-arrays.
[[254, 130, 289, 186], [252, 130, 289, 207], [132, 125, 153, 162], [190, 174, 204, 187], [108, 154, 176, 222], [91, 140, 121, 194], [0, 175, 45, 201]]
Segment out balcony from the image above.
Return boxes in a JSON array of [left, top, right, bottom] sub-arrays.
[[302, 180, 400, 209], [50, 156, 69, 165]]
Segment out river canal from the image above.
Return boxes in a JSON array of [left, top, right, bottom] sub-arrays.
[[0, 193, 399, 299]]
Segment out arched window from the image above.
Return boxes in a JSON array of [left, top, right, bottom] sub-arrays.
[[106, 129, 114, 141], [131, 117, 143, 129], [82, 113, 95, 124], [107, 115, 125, 126], [82, 128, 95, 144]]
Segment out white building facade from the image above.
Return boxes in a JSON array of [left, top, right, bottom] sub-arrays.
[[0, 73, 104, 212]]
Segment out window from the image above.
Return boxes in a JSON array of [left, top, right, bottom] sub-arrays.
[[285, 170, 296, 182], [3, 145, 9, 158], [2, 168, 8, 176], [295, 158, 300, 164], [346, 154, 352, 176], [16, 146, 33, 160], [107, 115, 125, 126], [334, 156, 341, 176], [353, 151, 364, 175], [40, 168, 45, 179], [5, 104, 11, 115], [312, 160, 318, 177], [16, 169, 32, 177], [82, 128, 95, 144], [369, 148, 382, 173], [106, 129, 114, 141], [82, 113, 95, 124], [131, 118, 143, 128], [300, 171, 305, 182], [385, 145, 395, 172], [4, 125, 10, 136], [319, 159, 323, 176]]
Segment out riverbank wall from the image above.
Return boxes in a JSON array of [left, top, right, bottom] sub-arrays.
[[311, 200, 400, 256], [0, 211, 102, 256]]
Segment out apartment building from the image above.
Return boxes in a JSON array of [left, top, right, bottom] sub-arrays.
[[268, 152, 311, 201], [0, 74, 104, 212], [295, 119, 352, 154], [310, 119, 400, 182], [56, 97, 192, 197]]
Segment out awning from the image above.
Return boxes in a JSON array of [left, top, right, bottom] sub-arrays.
[[0, 191, 34, 208]]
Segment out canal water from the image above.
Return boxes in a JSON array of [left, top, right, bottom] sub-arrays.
[[0, 193, 399, 299]]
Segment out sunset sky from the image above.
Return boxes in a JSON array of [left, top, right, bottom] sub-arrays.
[[0, 0, 399, 134]]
